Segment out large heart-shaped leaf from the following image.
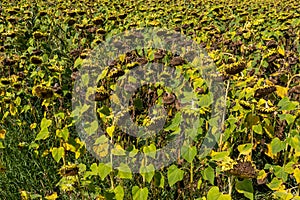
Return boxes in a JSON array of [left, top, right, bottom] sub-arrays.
[[132, 186, 148, 200], [167, 165, 184, 187]]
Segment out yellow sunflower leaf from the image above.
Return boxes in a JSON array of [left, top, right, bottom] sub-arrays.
[[45, 192, 58, 200], [265, 144, 275, 159], [0, 129, 6, 139], [275, 85, 288, 98], [277, 46, 285, 56], [293, 168, 300, 184], [106, 125, 115, 138]]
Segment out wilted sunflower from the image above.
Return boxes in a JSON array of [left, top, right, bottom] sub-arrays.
[[74, 24, 85, 29], [224, 61, 246, 75], [162, 92, 176, 104], [33, 31, 47, 39], [30, 56, 43, 64], [3, 98, 11, 103], [13, 82, 22, 90], [254, 85, 276, 98], [226, 161, 257, 179], [257, 106, 277, 114], [84, 24, 93, 29], [239, 100, 252, 110], [38, 10, 48, 16], [6, 17, 18, 23], [3, 31, 16, 38], [67, 18, 76, 26], [0, 78, 11, 85], [32, 85, 54, 99], [118, 13, 127, 19], [80, 53, 89, 59], [7, 8, 18, 15], [92, 17, 104, 25], [58, 164, 79, 177], [92, 38, 103, 45], [94, 90, 110, 101], [67, 10, 77, 17], [154, 49, 166, 60], [266, 40, 277, 48], [30, 49, 43, 56], [170, 56, 185, 66], [76, 10, 85, 15], [109, 68, 125, 78], [107, 15, 117, 20], [3, 58, 17, 66], [96, 28, 106, 35]]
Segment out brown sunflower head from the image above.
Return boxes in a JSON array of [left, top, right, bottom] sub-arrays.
[[32, 85, 54, 99], [30, 56, 43, 65], [224, 61, 246, 75], [254, 85, 276, 98], [227, 161, 257, 179]]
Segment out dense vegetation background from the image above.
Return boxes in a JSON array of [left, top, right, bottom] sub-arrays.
[[0, 0, 299, 199]]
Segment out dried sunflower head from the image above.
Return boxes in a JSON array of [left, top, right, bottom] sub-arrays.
[[0, 78, 11, 85], [257, 106, 277, 114], [33, 31, 47, 39], [96, 28, 106, 35], [6, 16, 18, 23], [30, 56, 43, 64], [92, 17, 104, 25], [107, 15, 117, 20], [13, 82, 22, 90], [224, 60, 246, 75], [118, 13, 127, 19], [67, 18, 76, 26], [108, 68, 125, 78], [266, 40, 277, 48], [94, 91, 110, 101], [84, 24, 93, 29], [154, 49, 166, 60], [7, 7, 19, 15], [3, 57, 17, 66], [58, 164, 79, 177], [126, 62, 139, 69], [227, 161, 257, 179], [74, 24, 85, 29], [3, 97, 11, 103], [80, 53, 89, 59], [38, 10, 48, 16], [3, 31, 16, 38], [92, 38, 103, 45], [162, 92, 176, 104], [239, 100, 252, 110], [254, 85, 276, 98], [67, 10, 77, 17], [32, 85, 54, 99], [76, 10, 85, 15], [170, 56, 185, 67]]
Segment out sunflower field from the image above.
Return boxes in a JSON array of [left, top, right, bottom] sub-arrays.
[[0, 0, 300, 199]]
